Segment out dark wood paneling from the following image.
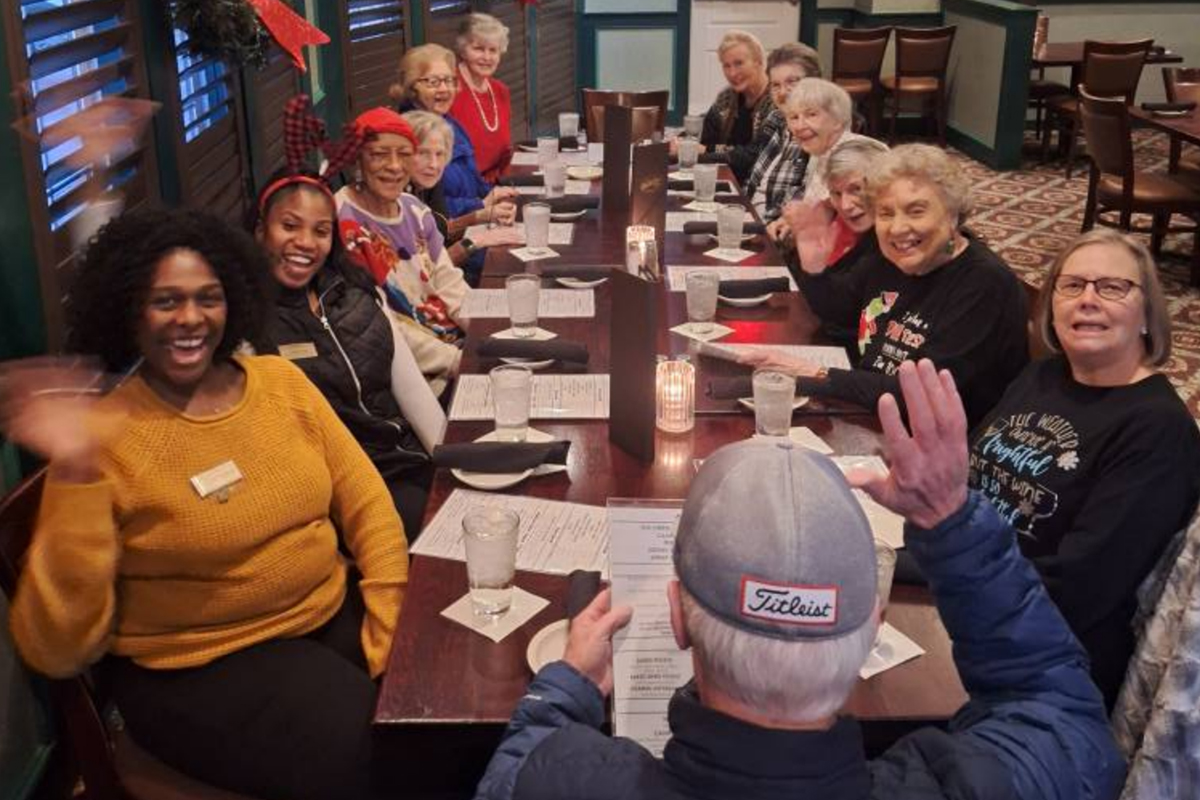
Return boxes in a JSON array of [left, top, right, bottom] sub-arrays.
[[490, 1, 529, 140], [534, 0, 575, 132], [343, 0, 409, 114]]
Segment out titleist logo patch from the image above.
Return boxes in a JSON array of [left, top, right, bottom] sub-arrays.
[[739, 576, 838, 626]]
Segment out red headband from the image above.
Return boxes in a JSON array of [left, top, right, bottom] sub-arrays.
[[354, 107, 419, 148], [257, 174, 336, 216]]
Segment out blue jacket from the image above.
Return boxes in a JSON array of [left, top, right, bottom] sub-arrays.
[[442, 114, 491, 219], [474, 492, 1126, 800]]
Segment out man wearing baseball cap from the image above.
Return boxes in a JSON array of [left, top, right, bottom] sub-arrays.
[[476, 360, 1124, 800]]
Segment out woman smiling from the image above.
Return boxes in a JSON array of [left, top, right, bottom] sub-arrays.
[[701, 31, 772, 152], [448, 13, 513, 182]]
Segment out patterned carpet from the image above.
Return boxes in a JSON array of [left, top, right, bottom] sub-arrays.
[[949, 131, 1200, 418]]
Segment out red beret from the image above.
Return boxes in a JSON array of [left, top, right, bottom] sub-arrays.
[[354, 107, 418, 147]]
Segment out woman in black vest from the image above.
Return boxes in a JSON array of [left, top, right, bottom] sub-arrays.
[[251, 168, 444, 540]]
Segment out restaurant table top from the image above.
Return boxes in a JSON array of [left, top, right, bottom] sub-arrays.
[[1033, 41, 1184, 68], [1130, 105, 1200, 148]]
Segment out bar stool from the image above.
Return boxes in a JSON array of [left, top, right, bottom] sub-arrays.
[[1029, 14, 1069, 138], [832, 27, 892, 137], [881, 26, 957, 146]]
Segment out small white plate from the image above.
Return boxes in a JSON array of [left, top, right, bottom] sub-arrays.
[[500, 356, 556, 370], [451, 428, 558, 490], [1151, 108, 1193, 118], [738, 396, 811, 411], [551, 209, 587, 221], [556, 276, 608, 289], [706, 233, 757, 245], [517, 143, 539, 152], [526, 619, 569, 673], [718, 293, 773, 307], [566, 166, 603, 181]]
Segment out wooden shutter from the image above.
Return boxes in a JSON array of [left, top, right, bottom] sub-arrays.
[[343, 0, 409, 114], [488, 1, 529, 140], [246, 43, 301, 187], [533, 0, 574, 132], [164, 21, 251, 223], [4, 0, 160, 349]]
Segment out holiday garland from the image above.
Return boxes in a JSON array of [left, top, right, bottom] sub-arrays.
[[172, 0, 273, 68]]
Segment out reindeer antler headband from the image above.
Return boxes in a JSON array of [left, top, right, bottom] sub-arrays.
[[257, 95, 365, 214]]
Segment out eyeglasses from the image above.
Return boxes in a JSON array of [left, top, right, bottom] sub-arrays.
[[1052, 275, 1141, 301], [769, 76, 803, 94], [416, 76, 456, 89]]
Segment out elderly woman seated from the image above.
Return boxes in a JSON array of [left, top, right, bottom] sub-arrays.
[[969, 229, 1200, 709], [744, 143, 1029, 428], [448, 12, 514, 183], [700, 31, 772, 152]]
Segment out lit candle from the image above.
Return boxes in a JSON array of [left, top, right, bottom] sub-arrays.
[[656, 356, 695, 434]]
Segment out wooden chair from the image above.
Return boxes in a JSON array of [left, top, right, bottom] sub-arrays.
[[1163, 67, 1200, 177], [832, 27, 891, 137], [1028, 13, 1069, 138], [0, 471, 260, 800], [1077, 88, 1200, 284], [881, 25, 957, 146], [1041, 39, 1152, 178]]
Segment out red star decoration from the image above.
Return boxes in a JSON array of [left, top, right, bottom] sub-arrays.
[[247, 0, 330, 72]]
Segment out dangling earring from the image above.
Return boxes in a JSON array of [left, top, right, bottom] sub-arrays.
[[944, 237, 956, 255], [353, 166, 364, 190]]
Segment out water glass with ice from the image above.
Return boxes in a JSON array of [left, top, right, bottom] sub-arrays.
[[490, 364, 532, 442], [678, 139, 701, 170], [543, 161, 566, 198], [506, 273, 540, 338], [558, 112, 579, 140], [524, 202, 552, 254], [685, 271, 720, 335], [693, 163, 719, 203], [537, 136, 558, 168], [683, 114, 704, 139], [462, 508, 520, 616], [752, 369, 794, 437], [717, 204, 744, 251]]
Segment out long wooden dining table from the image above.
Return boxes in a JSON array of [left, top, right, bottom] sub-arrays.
[[371, 163, 967, 794]]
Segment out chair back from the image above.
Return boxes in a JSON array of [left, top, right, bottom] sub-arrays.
[[1079, 39, 1152, 103], [1078, 87, 1133, 180], [832, 27, 891, 81], [1163, 67, 1200, 105], [893, 25, 957, 82]]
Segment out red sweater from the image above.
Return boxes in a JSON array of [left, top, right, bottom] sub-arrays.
[[449, 74, 512, 183]]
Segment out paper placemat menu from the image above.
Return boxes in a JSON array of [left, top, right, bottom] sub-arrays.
[[666, 265, 798, 292], [696, 342, 853, 370], [411, 488, 609, 576], [832, 455, 905, 550], [665, 210, 753, 233], [461, 289, 596, 319], [463, 222, 575, 247], [449, 374, 610, 421]]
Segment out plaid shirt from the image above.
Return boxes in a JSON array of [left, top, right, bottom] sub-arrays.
[[743, 124, 809, 222]]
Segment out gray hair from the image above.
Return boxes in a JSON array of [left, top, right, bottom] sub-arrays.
[[680, 587, 876, 723], [865, 143, 973, 221], [767, 42, 822, 79], [456, 12, 509, 55], [717, 30, 766, 66], [785, 78, 853, 129], [824, 136, 889, 186], [402, 109, 454, 153]]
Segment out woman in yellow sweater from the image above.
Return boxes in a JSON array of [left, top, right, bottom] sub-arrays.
[[3, 208, 408, 799]]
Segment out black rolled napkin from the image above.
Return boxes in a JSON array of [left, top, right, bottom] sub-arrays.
[[542, 196, 600, 214], [681, 220, 766, 236], [1142, 100, 1196, 113], [566, 570, 602, 619], [717, 277, 790, 298], [499, 173, 544, 187], [432, 440, 571, 473], [476, 338, 590, 365], [707, 376, 754, 400], [514, 137, 584, 153], [668, 179, 737, 194], [537, 264, 615, 280]]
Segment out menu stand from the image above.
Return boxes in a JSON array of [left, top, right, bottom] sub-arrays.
[[609, 268, 658, 463], [631, 142, 669, 262], [601, 104, 633, 232]]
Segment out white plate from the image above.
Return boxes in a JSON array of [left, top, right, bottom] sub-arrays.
[[526, 619, 569, 673], [556, 276, 608, 289], [551, 209, 587, 221], [500, 356, 556, 370], [566, 166, 603, 181], [451, 428, 559, 490], [706, 233, 757, 245], [1151, 108, 1193, 118], [517, 143, 539, 152], [718, 293, 773, 307], [737, 396, 811, 411]]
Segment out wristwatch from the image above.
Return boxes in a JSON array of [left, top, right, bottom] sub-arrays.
[[460, 236, 477, 256]]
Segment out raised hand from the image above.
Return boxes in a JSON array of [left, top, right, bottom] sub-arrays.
[[846, 359, 969, 530], [563, 588, 633, 696]]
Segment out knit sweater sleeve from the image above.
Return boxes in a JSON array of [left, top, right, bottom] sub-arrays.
[[10, 478, 120, 677], [300, 371, 410, 677]]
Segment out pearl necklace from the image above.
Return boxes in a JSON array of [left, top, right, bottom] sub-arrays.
[[462, 66, 500, 133]]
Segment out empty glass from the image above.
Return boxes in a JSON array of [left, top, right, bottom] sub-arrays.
[[752, 369, 794, 437], [490, 364, 532, 442], [685, 271, 720, 335], [678, 139, 701, 170], [717, 204, 744, 250], [875, 542, 897, 620], [543, 161, 567, 198], [558, 112, 580, 140], [683, 114, 704, 139], [463, 508, 520, 616], [506, 273, 540, 338], [537, 136, 558, 168], [524, 202, 552, 254], [693, 163, 719, 204]]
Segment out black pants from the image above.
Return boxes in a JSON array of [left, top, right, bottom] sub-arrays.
[[383, 461, 433, 544], [105, 588, 390, 800]]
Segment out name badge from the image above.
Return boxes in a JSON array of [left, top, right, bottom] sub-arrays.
[[190, 460, 244, 502], [739, 576, 838, 627], [278, 342, 319, 360]]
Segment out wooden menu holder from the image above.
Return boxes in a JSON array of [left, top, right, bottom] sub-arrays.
[[630, 142, 668, 262], [600, 104, 633, 232], [608, 268, 658, 463]]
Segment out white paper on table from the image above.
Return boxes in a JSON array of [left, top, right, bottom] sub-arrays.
[[448, 374, 611, 421], [669, 322, 734, 343], [440, 587, 550, 643], [832, 456, 905, 549], [859, 622, 925, 679], [461, 289, 596, 319], [510, 151, 541, 166], [463, 222, 575, 247], [587, 143, 604, 163], [608, 501, 692, 758], [682, 200, 724, 213], [564, 180, 592, 195], [515, 185, 545, 196], [665, 210, 754, 233], [510, 247, 560, 263], [695, 343, 852, 370], [557, 150, 592, 167], [788, 426, 834, 454], [666, 265, 797, 292], [702, 246, 755, 264], [412, 489, 610, 576]]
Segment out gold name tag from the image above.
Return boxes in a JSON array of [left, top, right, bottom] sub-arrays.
[[278, 342, 319, 360], [190, 460, 244, 501]]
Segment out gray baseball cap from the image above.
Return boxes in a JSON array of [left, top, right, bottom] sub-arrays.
[[674, 439, 877, 640]]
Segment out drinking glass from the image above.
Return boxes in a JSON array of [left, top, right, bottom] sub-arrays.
[[693, 163, 719, 204], [558, 112, 580, 140], [506, 273, 540, 338], [490, 364, 532, 442], [752, 369, 794, 437], [875, 542, 897, 620], [683, 114, 704, 139], [717, 204, 744, 251], [543, 161, 567, 198], [462, 508, 519, 616], [678, 139, 701, 170], [685, 271, 720, 335], [536, 136, 558, 168], [524, 202, 552, 254], [625, 226, 660, 281]]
